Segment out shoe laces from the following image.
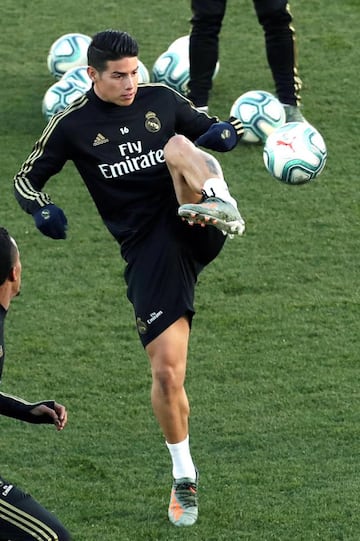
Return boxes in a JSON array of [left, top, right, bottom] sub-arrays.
[[200, 187, 216, 201], [173, 480, 198, 508]]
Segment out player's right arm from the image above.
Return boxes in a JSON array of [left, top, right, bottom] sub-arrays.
[[14, 118, 69, 240], [0, 392, 67, 429]]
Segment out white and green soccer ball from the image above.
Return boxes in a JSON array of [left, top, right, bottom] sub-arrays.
[[152, 49, 189, 95], [47, 33, 92, 79], [61, 59, 149, 87], [152, 35, 219, 96], [42, 78, 88, 120], [137, 60, 150, 83], [61, 65, 92, 88], [263, 122, 327, 185], [230, 90, 286, 143], [167, 35, 190, 54]]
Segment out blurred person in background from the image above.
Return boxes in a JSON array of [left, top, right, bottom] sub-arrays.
[[0, 227, 70, 541], [188, 0, 305, 121]]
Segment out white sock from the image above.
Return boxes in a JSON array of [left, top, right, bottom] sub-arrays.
[[203, 178, 238, 209], [166, 435, 196, 480]]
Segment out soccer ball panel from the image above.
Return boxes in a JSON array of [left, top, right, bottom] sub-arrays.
[[263, 122, 327, 185], [168, 35, 190, 53], [42, 78, 88, 120], [61, 65, 92, 88], [47, 33, 92, 79], [230, 90, 286, 143], [152, 50, 190, 95], [137, 60, 150, 83], [152, 35, 219, 96]]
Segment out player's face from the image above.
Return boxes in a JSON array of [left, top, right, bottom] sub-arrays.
[[89, 57, 139, 106]]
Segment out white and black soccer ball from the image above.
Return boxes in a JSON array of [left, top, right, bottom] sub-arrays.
[[152, 35, 219, 95], [47, 33, 92, 79], [42, 78, 88, 120], [230, 90, 286, 143], [263, 122, 327, 185]]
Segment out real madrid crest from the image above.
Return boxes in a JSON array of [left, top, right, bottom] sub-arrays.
[[145, 111, 161, 133], [136, 317, 148, 335]]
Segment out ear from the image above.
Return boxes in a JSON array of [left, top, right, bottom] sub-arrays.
[[8, 266, 16, 283], [87, 66, 97, 82]]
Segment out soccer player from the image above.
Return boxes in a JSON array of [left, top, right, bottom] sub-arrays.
[[188, 0, 305, 121], [14, 29, 246, 527], [0, 227, 70, 541]]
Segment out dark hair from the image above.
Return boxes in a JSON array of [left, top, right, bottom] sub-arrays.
[[88, 30, 139, 72], [0, 227, 17, 286]]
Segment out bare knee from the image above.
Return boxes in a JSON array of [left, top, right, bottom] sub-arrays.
[[150, 346, 186, 398], [164, 134, 193, 167], [152, 363, 184, 398]]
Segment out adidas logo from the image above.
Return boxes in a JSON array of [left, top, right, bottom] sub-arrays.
[[93, 133, 109, 146]]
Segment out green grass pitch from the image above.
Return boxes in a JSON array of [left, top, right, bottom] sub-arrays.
[[1, 0, 359, 539]]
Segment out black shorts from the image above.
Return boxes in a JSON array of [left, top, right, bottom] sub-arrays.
[[124, 208, 226, 347], [0, 476, 70, 541]]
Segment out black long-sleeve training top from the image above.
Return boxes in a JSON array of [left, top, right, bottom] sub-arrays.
[[14, 84, 219, 255]]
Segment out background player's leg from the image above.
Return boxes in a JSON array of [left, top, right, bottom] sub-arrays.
[[253, 0, 304, 121], [188, 0, 227, 108]]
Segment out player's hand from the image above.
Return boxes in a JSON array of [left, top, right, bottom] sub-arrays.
[[195, 117, 244, 152], [30, 402, 68, 431], [33, 204, 68, 239]]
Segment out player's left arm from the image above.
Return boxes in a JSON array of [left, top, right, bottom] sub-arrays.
[[173, 90, 244, 151], [195, 116, 244, 152]]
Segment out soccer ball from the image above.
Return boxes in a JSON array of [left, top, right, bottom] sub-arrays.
[[152, 35, 219, 95], [137, 60, 150, 83], [167, 35, 190, 53], [152, 50, 190, 94], [47, 33, 92, 79], [230, 90, 286, 143], [61, 60, 149, 87], [263, 122, 327, 185], [42, 78, 89, 120], [61, 65, 92, 89], [167, 34, 220, 79]]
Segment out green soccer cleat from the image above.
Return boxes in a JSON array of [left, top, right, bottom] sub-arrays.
[[283, 105, 307, 123], [168, 473, 199, 527], [178, 196, 245, 238]]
